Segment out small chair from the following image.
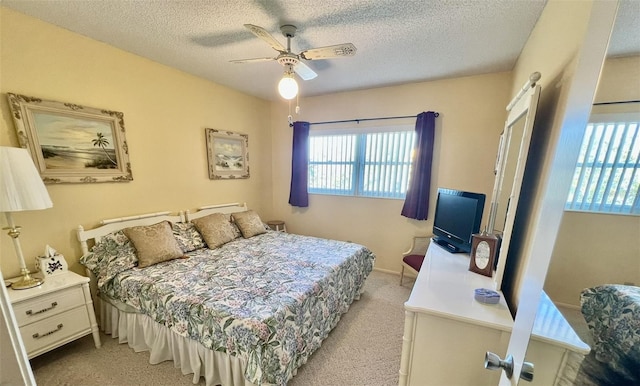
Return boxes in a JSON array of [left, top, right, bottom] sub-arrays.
[[400, 236, 432, 286]]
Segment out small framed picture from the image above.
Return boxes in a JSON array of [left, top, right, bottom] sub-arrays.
[[7, 93, 133, 184], [205, 128, 249, 179]]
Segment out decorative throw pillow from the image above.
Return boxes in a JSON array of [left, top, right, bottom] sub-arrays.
[[172, 222, 206, 252], [231, 210, 267, 238], [192, 213, 238, 248], [123, 221, 185, 268], [79, 230, 138, 289]]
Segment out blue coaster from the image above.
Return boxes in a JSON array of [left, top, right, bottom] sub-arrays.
[[474, 288, 500, 304]]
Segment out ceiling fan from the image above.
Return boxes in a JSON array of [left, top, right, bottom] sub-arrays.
[[231, 24, 357, 99]]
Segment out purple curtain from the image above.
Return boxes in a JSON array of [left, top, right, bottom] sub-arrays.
[[289, 121, 310, 207], [401, 112, 437, 220]]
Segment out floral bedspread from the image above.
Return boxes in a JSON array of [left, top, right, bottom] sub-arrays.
[[98, 231, 374, 385], [580, 285, 640, 368]]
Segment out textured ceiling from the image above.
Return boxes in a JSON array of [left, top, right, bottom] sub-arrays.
[[2, 0, 639, 101]]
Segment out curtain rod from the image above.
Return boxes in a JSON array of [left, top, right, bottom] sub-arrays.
[[306, 112, 439, 126], [593, 99, 640, 106]]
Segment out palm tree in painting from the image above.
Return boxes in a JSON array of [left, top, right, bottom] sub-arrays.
[[92, 132, 116, 165]]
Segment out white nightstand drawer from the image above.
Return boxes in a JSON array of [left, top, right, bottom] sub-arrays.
[[20, 305, 90, 356], [13, 285, 85, 327]]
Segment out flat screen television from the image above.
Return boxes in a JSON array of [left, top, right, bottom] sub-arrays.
[[432, 188, 486, 253]]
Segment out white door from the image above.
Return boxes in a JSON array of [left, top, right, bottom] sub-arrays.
[[497, 2, 619, 384]]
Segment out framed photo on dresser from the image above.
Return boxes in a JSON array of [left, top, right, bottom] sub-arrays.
[[469, 233, 501, 277]]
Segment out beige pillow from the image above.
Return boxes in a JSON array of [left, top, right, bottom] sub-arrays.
[[192, 213, 237, 248], [123, 221, 185, 268], [232, 210, 267, 238]]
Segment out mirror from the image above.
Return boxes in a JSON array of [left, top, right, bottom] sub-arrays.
[[521, 2, 640, 382], [488, 74, 541, 289], [490, 115, 525, 235]]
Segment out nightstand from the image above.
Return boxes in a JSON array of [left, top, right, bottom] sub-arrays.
[[7, 271, 101, 358]]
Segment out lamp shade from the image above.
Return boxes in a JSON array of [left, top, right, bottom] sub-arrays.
[[0, 147, 53, 212]]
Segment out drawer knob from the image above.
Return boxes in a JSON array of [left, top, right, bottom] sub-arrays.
[[32, 323, 63, 339], [26, 301, 58, 316]]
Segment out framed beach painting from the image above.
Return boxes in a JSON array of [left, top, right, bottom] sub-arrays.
[[7, 93, 133, 184], [205, 128, 249, 179]]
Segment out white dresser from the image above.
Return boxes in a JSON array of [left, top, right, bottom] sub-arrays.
[[399, 240, 589, 385], [7, 271, 101, 358]]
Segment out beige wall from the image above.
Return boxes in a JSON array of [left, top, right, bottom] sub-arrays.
[[0, 7, 272, 278], [509, 1, 592, 98], [594, 55, 640, 103], [545, 56, 640, 306], [269, 73, 512, 273]]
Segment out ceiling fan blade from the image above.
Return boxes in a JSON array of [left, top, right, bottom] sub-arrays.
[[293, 61, 318, 81], [230, 57, 275, 64], [244, 24, 286, 53], [300, 43, 357, 60]]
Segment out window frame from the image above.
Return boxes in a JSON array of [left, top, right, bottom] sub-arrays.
[[307, 125, 415, 199], [565, 109, 640, 216]]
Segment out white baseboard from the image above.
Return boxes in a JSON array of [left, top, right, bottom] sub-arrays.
[[372, 267, 417, 279], [372, 267, 398, 275]]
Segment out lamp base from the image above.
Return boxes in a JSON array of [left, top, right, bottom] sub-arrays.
[[11, 269, 44, 290]]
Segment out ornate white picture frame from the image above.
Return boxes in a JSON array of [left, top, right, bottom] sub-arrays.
[[7, 93, 133, 184], [205, 128, 249, 180]]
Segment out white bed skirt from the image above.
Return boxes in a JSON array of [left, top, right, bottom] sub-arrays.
[[99, 299, 258, 386]]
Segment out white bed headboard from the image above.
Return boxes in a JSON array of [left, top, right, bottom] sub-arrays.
[[185, 202, 248, 222], [76, 210, 185, 308], [76, 203, 249, 255], [76, 211, 185, 256]]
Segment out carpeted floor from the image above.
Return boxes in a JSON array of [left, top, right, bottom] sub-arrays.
[[30, 270, 412, 386]]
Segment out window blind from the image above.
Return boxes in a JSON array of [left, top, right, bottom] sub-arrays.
[[309, 129, 415, 198], [566, 115, 640, 215]]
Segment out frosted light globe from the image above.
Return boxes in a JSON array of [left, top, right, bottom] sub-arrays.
[[278, 76, 298, 100]]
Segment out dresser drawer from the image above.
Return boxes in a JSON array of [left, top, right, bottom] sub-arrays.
[[13, 285, 85, 327], [20, 305, 90, 356]]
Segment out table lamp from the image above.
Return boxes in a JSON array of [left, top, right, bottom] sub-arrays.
[[0, 147, 53, 289]]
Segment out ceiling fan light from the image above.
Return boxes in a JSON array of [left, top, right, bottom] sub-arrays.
[[278, 75, 298, 100]]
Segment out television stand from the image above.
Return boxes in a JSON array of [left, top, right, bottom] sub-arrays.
[[432, 237, 464, 253]]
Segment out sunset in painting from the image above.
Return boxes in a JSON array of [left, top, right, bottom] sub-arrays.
[[33, 111, 118, 170]]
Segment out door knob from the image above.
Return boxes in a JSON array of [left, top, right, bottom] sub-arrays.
[[484, 351, 513, 379], [485, 352, 535, 382], [520, 361, 534, 382]]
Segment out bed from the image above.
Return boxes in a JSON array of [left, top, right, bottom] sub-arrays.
[[76, 203, 375, 386], [580, 284, 640, 375]]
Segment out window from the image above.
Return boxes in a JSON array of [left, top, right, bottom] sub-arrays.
[[565, 111, 640, 215], [308, 128, 415, 198]]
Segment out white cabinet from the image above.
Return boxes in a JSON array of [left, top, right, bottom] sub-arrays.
[[7, 271, 101, 358], [399, 241, 589, 385]]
